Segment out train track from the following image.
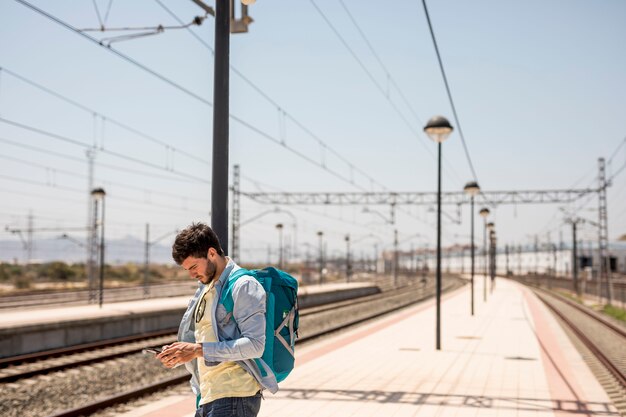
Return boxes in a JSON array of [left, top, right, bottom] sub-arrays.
[[531, 287, 626, 414], [2, 276, 464, 417], [0, 278, 454, 383], [0, 328, 177, 383], [0, 281, 198, 310]]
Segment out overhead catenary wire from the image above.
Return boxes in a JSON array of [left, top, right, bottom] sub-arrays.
[[0, 173, 210, 215], [0, 117, 211, 184], [0, 153, 211, 204], [309, 0, 466, 188], [0, 66, 210, 167], [154, 0, 393, 193], [13, 0, 383, 193], [0, 136, 192, 184], [337, 0, 425, 129], [420, 0, 479, 183]]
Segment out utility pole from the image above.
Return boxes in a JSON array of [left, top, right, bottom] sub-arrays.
[[571, 219, 579, 296], [393, 229, 399, 286], [231, 164, 241, 261], [505, 244, 509, 276], [597, 157, 613, 304], [211, 0, 231, 253], [26, 211, 34, 263], [489, 231, 496, 292], [345, 235, 351, 283], [534, 235, 539, 275], [86, 148, 96, 304], [317, 231, 324, 284], [144, 223, 150, 298]]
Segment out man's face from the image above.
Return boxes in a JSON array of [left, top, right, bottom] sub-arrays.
[[181, 248, 218, 285]]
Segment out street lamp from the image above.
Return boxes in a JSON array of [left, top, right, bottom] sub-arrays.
[[479, 207, 490, 302], [276, 223, 284, 269], [91, 187, 106, 308], [317, 231, 324, 285], [345, 234, 351, 283], [464, 181, 480, 316], [424, 115, 453, 351], [487, 222, 495, 293]]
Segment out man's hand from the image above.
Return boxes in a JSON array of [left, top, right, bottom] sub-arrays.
[[156, 342, 203, 368]]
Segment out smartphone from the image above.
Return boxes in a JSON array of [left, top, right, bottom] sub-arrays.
[[142, 347, 162, 355]]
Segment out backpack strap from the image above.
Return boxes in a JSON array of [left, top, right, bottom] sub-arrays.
[[220, 268, 252, 312]]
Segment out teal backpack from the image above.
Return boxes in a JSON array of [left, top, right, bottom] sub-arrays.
[[219, 267, 299, 383]]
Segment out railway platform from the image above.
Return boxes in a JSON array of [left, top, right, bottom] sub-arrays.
[[116, 278, 618, 417], [0, 281, 379, 357]]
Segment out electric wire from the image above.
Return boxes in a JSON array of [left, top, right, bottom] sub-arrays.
[[337, 0, 425, 129], [13, 0, 214, 108], [0, 153, 211, 204], [0, 174, 209, 215], [0, 66, 209, 166], [309, 0, 466, 188], [420, 0, 478, 183], [0, 136, 190, 183], [0, 117, 211, 184], [12, 0, 380, 192], [154, 0, 392, 193]]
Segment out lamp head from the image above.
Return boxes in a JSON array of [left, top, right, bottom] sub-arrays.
[[487, 222, 495, 231], [91, 187, 106, 200], [276, 223, 283, 230], [463, 181, 480, 196], [424, 115, 453, 143], [479, 207, 490, 218]]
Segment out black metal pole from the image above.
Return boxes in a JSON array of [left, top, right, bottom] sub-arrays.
[[483, 218, 487, 302], [211, 0, 230, 254], [346, 235, 351, 283], [143, 223, 149, 298], [318, 233, 323, 284], [470, 196, 474, 316], [436, 142, 442, 350], [394, 229, 399, 287], [573, 221, 579, 296], [98, 197, 105, 308]]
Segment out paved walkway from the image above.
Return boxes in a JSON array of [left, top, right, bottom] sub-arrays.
[[118, 277, 618, 417]]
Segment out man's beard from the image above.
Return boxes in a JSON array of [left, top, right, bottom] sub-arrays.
[[204, 259, 217, 283]]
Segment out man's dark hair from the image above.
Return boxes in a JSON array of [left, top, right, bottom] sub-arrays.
[[172, 222, 224, 265]]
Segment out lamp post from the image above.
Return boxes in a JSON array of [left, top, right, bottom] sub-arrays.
[[479, 207, 490, 302], [424, 115, 453, 351], [345, 234, 352, 283], [464, 181, 480, 316], [91, 188, 106, 308], [317, 231, 324, 284], [276, 223, 284, 269], [488, 224, 496, 292]]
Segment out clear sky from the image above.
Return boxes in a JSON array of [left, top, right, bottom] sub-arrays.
[[1, 0, 625, 264]]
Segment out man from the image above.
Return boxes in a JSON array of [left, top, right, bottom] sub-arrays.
[[157, 222, 277, 417]]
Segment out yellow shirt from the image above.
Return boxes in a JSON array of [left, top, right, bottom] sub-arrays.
[[194, 283, 260, 405]]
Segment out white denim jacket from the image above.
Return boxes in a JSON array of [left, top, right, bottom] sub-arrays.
[[177, 258, 279, 395]]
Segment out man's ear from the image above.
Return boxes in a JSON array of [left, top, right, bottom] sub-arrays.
[[207, 247, 216, 259]]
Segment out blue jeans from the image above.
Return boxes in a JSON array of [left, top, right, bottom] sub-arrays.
[[195, 392, 262, 417]]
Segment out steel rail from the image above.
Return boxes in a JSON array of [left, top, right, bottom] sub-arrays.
[[0, 328, 177, 368], [535, 291, 626, 390], [534, 286, 626, 339], [47, 374, 190, 417]]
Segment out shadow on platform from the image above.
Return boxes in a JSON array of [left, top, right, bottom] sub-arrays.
[[275, 388, 618, 415]]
